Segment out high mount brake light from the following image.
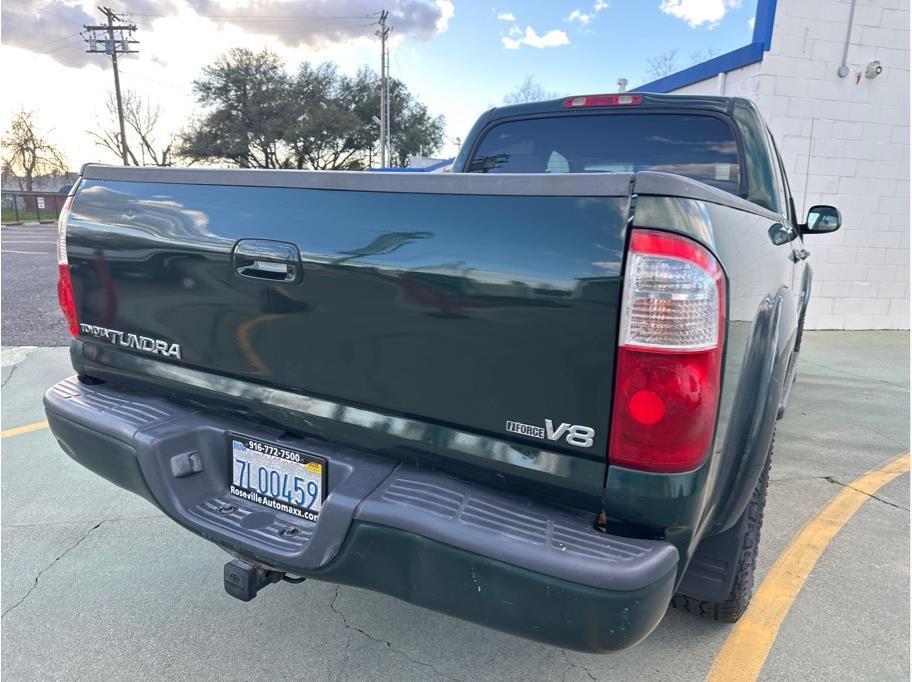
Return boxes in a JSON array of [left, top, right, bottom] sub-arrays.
[[56, 196, 78, 337], [563, 94, 642, 108], [608, 229, 726, 473]]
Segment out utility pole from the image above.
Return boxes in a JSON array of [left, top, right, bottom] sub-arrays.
[[386, 33, 392, 165], [376, 10, 390, 167], [84, 7, 138, 166]]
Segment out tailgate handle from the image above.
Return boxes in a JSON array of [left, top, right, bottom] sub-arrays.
[[233, 239, 301, 283]]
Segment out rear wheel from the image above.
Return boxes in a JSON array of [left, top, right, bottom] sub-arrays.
[[671, 432, 772, 623]]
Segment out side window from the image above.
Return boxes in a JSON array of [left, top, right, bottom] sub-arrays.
[[776, 150, 799, 227], [767, 129, 797, 225]]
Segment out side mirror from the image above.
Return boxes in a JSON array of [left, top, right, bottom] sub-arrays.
[[801, 205, 841, 234]]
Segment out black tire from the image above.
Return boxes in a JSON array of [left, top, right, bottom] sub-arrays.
[[671, 432, 773, 623]]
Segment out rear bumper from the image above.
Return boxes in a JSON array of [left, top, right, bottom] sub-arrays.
[[44, 376, 678, 652]]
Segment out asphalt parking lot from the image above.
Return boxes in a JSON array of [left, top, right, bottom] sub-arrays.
[[1, 224, 68, 346], [1, 224, 909, 680]]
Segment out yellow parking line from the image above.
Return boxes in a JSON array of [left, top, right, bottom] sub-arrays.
[[707, 451, 910, 682], [1, 420, 49, 438]]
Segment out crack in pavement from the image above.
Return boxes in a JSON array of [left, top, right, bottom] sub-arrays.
[[771, 474, 908, 510], [0, 346, 37, 385], [2, 515, 165, 530], [560, 649, 597, 681], [329, 586, 356, 682], [770, 474, 833, 483], [1, 362, 20, 388], [329, 585, 459, 681], [824, 476, 909, 511], [1, 520, 105, 619]]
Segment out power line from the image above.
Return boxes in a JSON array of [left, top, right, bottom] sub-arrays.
[[12, 34, 85, 60], [392, 48, 405, 82], [117, 68, 182, 89], [27, 32, 83, 51], [83, 7, 139, 166], [247, 22, 376, 36], [44, 38, 89, 58], [129, 12, 377, 20]]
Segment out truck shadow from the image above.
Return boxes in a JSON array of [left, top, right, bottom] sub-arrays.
[[298, 578, 728, 681]]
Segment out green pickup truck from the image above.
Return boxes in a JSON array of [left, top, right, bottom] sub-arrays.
[[45, 92, 841, 652]]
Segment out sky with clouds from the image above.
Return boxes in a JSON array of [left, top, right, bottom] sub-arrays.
[[1, 0, 758, 168]]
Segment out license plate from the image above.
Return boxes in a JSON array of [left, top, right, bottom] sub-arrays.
[[228, 436, 326, 522]]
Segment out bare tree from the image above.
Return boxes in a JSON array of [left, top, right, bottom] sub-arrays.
[[503, 76, 560, 105], [1, 110, 69, 191], [91, 91, 175, 166], [646, 50, 679, 79], [689, 47, 721, 65]]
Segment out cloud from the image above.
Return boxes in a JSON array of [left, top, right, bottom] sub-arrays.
[[565, 9, 591, 24], [659, 0, 741, 28], [435, 0, 455, 32], [185, 0, 454, 45], [0, 0, 454, 67], [497, 11, 516, 21], [564, 2, 608, 28], [1, 0, 176, 69], [748, 16, 755, 29], [501, 26, 569, 49]]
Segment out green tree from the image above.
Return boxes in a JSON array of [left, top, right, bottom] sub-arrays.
[[180, 50, 445, 170], [389, 80, 445, 167], [285, 63, 366, 170], [341, 68, 445, 167], [179, 48, 292, 168]]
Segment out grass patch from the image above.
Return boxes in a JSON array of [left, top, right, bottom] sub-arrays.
[[1, 208, 59, 224]]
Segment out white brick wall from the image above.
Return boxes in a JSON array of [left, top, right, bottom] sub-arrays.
[[668, 0, 910, 329]]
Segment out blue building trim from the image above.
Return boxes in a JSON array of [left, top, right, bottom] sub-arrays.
[[635, 0, 778, 93], [752, 0, 778, 50]]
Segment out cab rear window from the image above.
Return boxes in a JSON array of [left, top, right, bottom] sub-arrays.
[[468, 113, 742, 195]]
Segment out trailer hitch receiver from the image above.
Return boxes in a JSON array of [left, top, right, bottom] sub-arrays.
[[223, 559, 284, 602]]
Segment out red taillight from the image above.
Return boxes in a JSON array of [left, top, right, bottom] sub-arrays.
[[57, 196, 78, 337], [608, 229, 725, 473], [58, 263, 79, 336], [563, 94, 641, 108]]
